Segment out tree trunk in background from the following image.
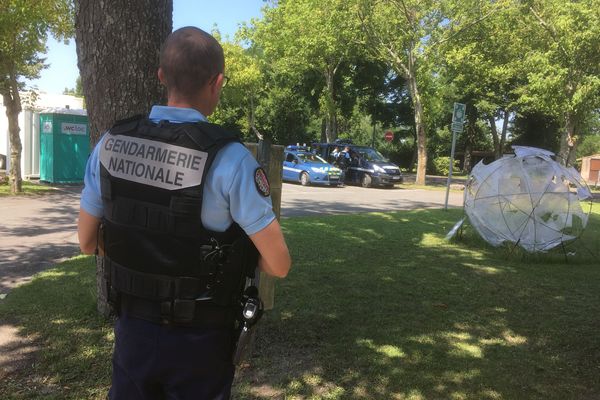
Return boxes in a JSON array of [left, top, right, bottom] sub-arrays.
[[559, 112, 576, 166], [75, 0, 172, 316], [324, 68, 338, 143], [463, 111, 476, 173], [500, 109, 509, 157], [406, 52, 427, 185], [489, 115, 500, 160], [3, 75, 23, 194], [75, 0, 172, 145]]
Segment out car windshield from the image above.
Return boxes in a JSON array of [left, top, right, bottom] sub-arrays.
[[297, 152, 327, 163], [353, 147, 388, 162]]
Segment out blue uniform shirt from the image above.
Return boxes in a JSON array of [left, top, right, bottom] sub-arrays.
[[80, 106, 276, 235]]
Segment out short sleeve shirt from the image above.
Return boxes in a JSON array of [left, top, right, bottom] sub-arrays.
[[80, 106, 276, 235]]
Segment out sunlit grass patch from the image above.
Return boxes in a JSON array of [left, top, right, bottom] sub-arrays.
[[1, 206, 600, 399], [0, 180, 61, 196]]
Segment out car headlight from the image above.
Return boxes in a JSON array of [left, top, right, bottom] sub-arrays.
[[311, 167, 325, 173], [373, 165, 386, 173]]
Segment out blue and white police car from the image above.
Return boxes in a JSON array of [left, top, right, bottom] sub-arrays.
[[282, 145, 342, 186]]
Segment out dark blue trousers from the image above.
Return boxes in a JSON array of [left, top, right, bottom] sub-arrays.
[[109, 315, 235, 400]]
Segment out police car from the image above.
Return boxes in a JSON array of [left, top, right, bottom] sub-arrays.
[[282, 145, 342, 186], [312, 141, 403, 188]]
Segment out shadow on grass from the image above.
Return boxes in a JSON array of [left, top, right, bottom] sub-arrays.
[[0, 256, 112, 400], [235, 209, 600, 400], [1, 209, 599, 399]]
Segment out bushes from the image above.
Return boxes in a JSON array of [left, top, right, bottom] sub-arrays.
[[430, 156, 460, 176]]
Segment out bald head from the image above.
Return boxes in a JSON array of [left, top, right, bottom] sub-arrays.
[[159, 27, 224, 101]]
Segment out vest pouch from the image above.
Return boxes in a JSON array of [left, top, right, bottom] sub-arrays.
[[212, 235, 258, 306]]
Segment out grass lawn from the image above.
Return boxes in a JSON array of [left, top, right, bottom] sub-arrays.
[[1, 206, 599, 399], [0, 180, 61, 196]]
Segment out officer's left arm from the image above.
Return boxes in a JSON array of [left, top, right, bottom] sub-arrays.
[[226, 148, 292, 278], [249, 219, 291, 278]]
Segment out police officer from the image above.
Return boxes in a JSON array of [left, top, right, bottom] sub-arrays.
[[78, 26, 291, 400]]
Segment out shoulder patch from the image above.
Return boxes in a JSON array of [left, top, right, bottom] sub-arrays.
[[254, 167, 270, 197]]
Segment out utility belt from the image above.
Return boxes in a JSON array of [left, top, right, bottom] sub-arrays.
[[119, 294, 237, 328], [104, 259, 241, 328]]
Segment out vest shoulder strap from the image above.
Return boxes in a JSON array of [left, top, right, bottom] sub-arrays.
[[109, 114, 145, 135]]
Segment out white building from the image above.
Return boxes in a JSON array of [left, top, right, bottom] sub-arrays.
[[0, 92, 85, 178]]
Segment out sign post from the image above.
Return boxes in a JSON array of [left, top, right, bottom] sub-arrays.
[[445, 103, 466, 210]]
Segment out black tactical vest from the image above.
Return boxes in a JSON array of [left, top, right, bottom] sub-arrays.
[[98, 116, 258, 326]]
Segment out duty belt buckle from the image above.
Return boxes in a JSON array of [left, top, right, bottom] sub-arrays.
[[172, 299, 196, 323]]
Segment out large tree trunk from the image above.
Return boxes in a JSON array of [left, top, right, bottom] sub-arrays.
[[75, 0, 172, 144], [406, 49, 427, 185], [75, 0, 172, 317], [2, 74, 23, 194]]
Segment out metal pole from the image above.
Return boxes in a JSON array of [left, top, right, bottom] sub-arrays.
[[444, 128, 458, 211]]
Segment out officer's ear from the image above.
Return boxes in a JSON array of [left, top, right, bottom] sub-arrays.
[[158, 68, 166, 85], [210, 73, 224, 94]]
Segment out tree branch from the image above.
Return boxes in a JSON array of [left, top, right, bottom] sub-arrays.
[[430, 4, 504, 49], [529, 6, 570, 60]]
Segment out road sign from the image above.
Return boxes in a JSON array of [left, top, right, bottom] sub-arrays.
[[452, 103, 466, 124], [451, 122, 464, 132], [384, 131, 394, 142]]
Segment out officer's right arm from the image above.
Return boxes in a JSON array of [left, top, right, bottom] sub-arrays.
[[78, 139, 104, 255], [249, 219, 291, 278]]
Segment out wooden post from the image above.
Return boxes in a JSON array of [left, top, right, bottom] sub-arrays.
[[244, 141, 284, 311]]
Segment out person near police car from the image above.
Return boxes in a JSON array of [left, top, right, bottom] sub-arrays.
[[77, 26, 291, 400]]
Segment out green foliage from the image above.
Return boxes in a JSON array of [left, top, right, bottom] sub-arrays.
[[213, 0, 600, 172], [577, 134, 600, 158], [430, 155, 460, 176], [63, 76, 83, 97], [511, 111, 561, 153], [0, 0, 73, 91]]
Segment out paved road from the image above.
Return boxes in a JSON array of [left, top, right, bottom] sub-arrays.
[[281, 182, 463, 217], [0, 187, 82, 293]]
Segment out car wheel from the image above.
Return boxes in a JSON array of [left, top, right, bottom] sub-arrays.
[[300, 172, 310, 186], [361, 174, 372, 188]]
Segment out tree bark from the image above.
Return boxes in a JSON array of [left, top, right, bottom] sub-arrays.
[[406, 46, 427, 185], [324, 67, 337, 143], [3, 74, 23, 194], [463, 109, 477, 173], [500, 109, 509, 158], [75, 0, 172, 145], [75, 0, 172, 317], [559, 112, 575, 166], [489, 115, 500, 159]]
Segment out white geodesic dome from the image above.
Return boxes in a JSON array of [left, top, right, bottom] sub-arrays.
[[464, 146, 593, 252]]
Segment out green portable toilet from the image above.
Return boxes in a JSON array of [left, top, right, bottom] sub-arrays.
[[39, 109, 89, 183]]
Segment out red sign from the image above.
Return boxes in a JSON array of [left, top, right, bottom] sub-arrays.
[[384, 131, 394, 142]]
